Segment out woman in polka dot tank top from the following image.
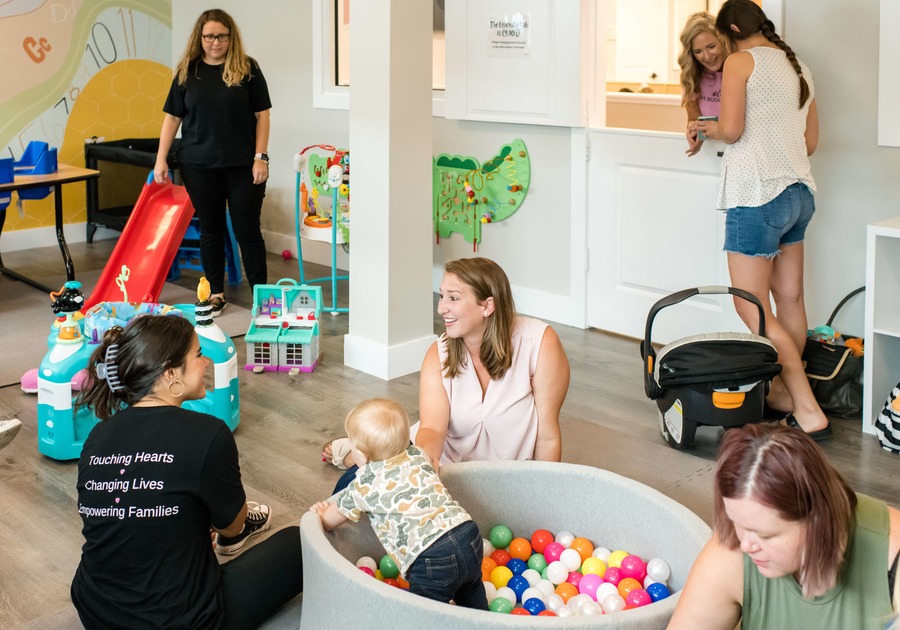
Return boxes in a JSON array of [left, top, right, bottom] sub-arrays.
[[695, 0, 830, 441]]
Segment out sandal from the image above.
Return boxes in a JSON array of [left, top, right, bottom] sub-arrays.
[[782, 413, 833, 442], [322, 437, 352, 469]]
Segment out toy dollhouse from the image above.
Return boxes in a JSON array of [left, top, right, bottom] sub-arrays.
[[245, 278, 322, 373]]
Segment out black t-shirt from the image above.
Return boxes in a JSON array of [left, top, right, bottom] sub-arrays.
[[163, 59, 272, 169], [71, 406, 246, 630]]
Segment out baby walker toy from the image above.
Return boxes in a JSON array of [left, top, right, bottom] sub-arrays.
[[36, 277, 240, 461], [293, 145, 350, 314]]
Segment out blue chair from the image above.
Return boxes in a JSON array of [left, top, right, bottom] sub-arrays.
[[13, 141, 58, 201]]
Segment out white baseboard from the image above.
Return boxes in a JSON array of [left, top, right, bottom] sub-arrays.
[[344, 332, 436, 380], [0, 223, 118, 253]]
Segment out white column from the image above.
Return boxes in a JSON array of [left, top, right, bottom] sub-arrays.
[[344, 0, 436, 380]]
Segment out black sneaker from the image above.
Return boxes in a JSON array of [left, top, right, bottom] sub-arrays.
[[215, 502, 271, 555], [210, 296, 227, 318]]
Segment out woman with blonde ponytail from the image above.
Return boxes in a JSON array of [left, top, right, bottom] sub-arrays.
[[694, 0, 828, 442]]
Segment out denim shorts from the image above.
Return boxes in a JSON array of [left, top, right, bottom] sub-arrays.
[[406, 520, 488, 610], [724, 183, 815, 258]]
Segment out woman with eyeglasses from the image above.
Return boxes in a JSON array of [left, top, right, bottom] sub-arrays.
[[154, 9, 271, 317]]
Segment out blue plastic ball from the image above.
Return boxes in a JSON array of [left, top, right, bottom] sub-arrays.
[[506, 558, 527, 576], [507, 575, 530, 602], [522, 597, 546, 615], [646, 582, 672, 602]]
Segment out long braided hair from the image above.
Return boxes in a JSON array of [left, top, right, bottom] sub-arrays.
[[716, 0, 810, 108]]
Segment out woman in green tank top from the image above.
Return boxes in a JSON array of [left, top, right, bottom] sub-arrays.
[[669, 423, 899, 629]]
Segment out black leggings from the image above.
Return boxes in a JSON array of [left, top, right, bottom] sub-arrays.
[[179, 164, 268, 294], [220, 526, 303, 630]]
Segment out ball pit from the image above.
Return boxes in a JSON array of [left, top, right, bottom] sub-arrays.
[[298, 460, 710, 629]]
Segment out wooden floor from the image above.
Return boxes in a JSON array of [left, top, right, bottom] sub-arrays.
[[0, 239, 897, 627]]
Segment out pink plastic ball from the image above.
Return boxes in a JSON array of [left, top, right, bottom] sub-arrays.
[[358, 566, 375, 577], [282, 249, 292, 260], [625, 588, 653, 608], [566, 571, 583, 588], [578, 573, 604, 601], [544, 542, 565, 563], [619, 555, 647, 582], [603, 566, 623, 586]]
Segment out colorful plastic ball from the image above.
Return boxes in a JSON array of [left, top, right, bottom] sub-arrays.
[[546, 560, 569, 585], [569, 537, 595, 562], [508, 537, 532, 561], [603, 566, 622, 586], [358, 566, 375, 577], [379, 555, 400, 579], [355, 556, 377, 571], [644, 575, 661, 589], [646, 582, 672, 602], [566, 571, 583, 588], [374, 570, 384, 580], [625, 588, 653, 608], [506, 558, 527, 576], [507, 575, 530, 602], [495, 586, 517, 605], [593, 546, 612, 563], [490, 566, 513, 589], [556, 605, 576, 617], [555, 582, 578, 603], [581, 556, 607, 577], [560, 548, 583, 572], [545, 593, 565, 612], [489, 525, 514, 550], [580, 601, 604, 616], [510, 607, 530, 616], [520, 587, 544, 605], [483, 538, 495, 558], [596, 582, 619, 603], [482, 557, 497, 576], [281, 249, 292, 260], [490, 549, 512, 567], [537, 610, 557, 616], [555, 530, 575, 548], [397, 576, 410, 589], [543, 542, 565, 563], [523, 597, 546, 615], [383, 578, 401, 588], [578, 573, 604, 600], [527, 553, 549, 573], [489, 597, 514, 614], [521, 569, 541, 587], [601, 593, 627, 614], [530, 529, 554, 553], [646, 557, 672, 583], [483, 581, 497, 603], [617, 577, 642, 599], [607, 550, 629, 568], [567, 594, 592, 613], [619, 554, 648, 582], [536, 579, 556, 598]]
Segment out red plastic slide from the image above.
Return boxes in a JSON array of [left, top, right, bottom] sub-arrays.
[[82, 180, 195, 312]]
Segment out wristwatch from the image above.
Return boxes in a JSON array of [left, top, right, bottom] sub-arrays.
[[254, 152, 269, 163]]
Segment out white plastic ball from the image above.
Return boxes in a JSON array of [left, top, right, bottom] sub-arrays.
[[545, 593, 565, 612], [556, 605, 576, 617], [521, 568, 541, 587], [555, 530, 575, 548], [596, 582, 619, 602], [495, 586, 517, 605], [601, 593, 627, 614], [560, 548, 583, 572], [644, 575, 664, 589], [567, 594, 592, 614], [483, 580, 497, 603], [546, 560, 569, 585], [355, 556, 377, 571], [536, 579, 556, 598], [521, 587, 545, 605], [483, 538, 495, 557], [580, 601, 604, 616], [593, 546, 612, 562], [646, 557, 671, 583]]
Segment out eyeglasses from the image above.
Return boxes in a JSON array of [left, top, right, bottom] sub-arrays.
[[201, 33, 230, 43]]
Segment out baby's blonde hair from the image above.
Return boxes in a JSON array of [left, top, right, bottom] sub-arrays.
[[344, 399, 410, 462]]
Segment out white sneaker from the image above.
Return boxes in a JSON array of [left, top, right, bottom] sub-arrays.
[[214, 502, 271, 555], [0, 419, 22, 451]]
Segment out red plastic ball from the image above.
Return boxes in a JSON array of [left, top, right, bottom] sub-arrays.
[[530, 529, 554, 553], [537, 610, 557, 616], [510, 607, 531, 616], [491, 549, 512, 567], [281, 249, 292, 260]]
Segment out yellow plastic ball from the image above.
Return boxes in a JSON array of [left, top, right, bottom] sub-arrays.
[[490, 565, 514, 589], [607, 550, 629, 568], [581, 557, 607, 576]]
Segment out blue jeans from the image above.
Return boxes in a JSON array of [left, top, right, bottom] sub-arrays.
[[724, 183, 815, 258], [406, 520, 488, 610], [332, 465, 358, 495]]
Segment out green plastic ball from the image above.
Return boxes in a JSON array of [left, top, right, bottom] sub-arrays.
[[379, 554, 400, 579], [527, 553, 549, 573], [489, 597, 514, 614], [489, 525, 514, 550]]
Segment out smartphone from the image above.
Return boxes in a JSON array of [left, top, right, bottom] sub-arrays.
[[697, 115, 717, 141]]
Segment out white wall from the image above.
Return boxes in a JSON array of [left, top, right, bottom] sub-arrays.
[[172, 0, 900, 335]]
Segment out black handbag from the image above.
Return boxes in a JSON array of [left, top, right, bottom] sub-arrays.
[[802, 287, 865, 419]]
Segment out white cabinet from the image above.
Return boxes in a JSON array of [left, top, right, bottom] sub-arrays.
[[863, 217, 900, 434]]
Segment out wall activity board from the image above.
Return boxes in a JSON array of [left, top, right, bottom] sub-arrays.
[[432, 138, 530, 249]]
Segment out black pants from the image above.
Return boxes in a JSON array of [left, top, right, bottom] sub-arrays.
[[179, 164, 267, 294], [221, 526, 303, 630]]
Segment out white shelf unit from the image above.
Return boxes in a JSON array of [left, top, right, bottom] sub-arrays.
[[863, 216, 900, 434]]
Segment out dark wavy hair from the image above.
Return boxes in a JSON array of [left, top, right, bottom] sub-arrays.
[[715, 0, 810, 108], [75, 315, 195, 420], [714, 423, 856, 598]]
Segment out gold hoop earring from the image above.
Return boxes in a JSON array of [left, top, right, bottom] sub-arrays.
[[168, 379, 185, 398]]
